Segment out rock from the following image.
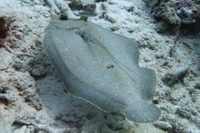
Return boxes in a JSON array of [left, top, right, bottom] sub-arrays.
[[104, 13, 117, 23], [194, 83, 200, 89], [153, 121, 172, 131], [70, 0, 96, 13], [176, 108, 191, 119], [176, 0, 200, 26], [101, 3, 117, 23], [0, 95, 10, 106], [152, 0, 200, 32], [101, 125, 117, 133], [14, 125, 27, 133], [153, 2, 181, 30], [32, 0, 42, 5], [0, 16, 8, 38], [82, 0, 96, 12], [162, 65, 190, 86], [46, 0, 60, 14], [45, 0, 75, 17], [197, 0, 200, 4], [155, 53, 164, 59], [143, 55, 151, 62], [186, 87, 195, 94], [30, 65, 46, 79], [133, 123, 166, 133], [70, 0, 82, 9], [95, 0, 107, 2], [155, 21, 169, 33], [183, 106, 198, 116], [143, 0, 159, 7], [190, 116, 200, 127]]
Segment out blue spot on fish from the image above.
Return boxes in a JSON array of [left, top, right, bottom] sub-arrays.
[[63, 46, 70, 53], [90, 59, 99, 66], [78, 46, 86, 52], [114, 85, 121, 90]]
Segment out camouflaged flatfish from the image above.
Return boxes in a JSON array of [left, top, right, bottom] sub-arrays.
[[43, 17, 161, 123]]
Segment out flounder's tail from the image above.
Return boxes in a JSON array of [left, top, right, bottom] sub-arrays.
[[124, 100, 161, 123]]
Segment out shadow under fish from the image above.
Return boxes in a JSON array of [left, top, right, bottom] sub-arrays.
[[43, 15, 162, 123]]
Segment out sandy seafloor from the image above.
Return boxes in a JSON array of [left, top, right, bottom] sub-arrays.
[[0, 0, 200, 133]]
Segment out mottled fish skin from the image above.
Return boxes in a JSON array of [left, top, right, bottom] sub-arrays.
[[44, 18, 161, 123]]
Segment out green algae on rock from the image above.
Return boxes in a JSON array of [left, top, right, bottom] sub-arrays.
[[43, 17, 161, 123]]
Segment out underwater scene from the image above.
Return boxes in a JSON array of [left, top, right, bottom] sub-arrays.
[[0, 0, 200, 133]]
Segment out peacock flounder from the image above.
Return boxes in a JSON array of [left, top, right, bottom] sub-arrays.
[[43, 16, 161, 123]]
